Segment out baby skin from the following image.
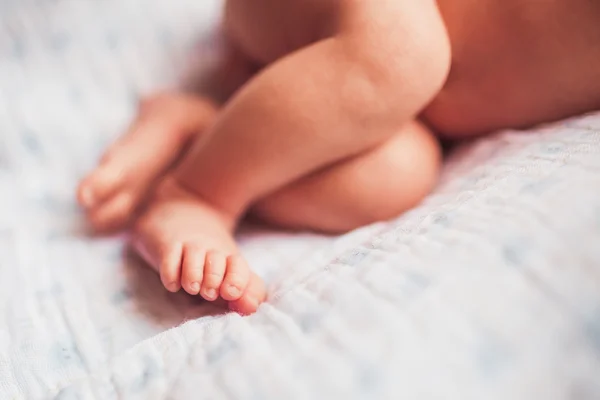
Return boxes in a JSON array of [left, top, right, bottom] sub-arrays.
[[77, 0, 600, 314]]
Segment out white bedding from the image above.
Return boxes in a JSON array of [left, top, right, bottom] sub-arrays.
[[1, 0, 599, 399]]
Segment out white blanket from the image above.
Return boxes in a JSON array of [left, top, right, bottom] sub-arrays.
[[1, 0, 599, 399]]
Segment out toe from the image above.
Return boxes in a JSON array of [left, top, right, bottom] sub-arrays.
[[88, 192, 136, 231], [200, 250, 227, 301], [78, 164, 124, 209], [159, 242, 184, 293], [77, 182, 96, 209], [220, 255, 251, 301], [229, 272, 266, 315], [181, 244, 206, 295]]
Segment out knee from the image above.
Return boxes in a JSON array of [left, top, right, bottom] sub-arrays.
[[353, 122, 442, 226], [249, 122, 440, 234]]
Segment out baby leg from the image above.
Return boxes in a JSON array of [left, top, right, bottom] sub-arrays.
[[251, 121, 441, 233], [131, 1, 449, 313], [131, 120, 438, 315], [173, 0, 451, 218]]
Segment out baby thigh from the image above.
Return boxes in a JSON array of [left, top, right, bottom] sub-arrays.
[[250, 121, 442, 234]]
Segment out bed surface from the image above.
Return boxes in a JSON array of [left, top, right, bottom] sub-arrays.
[[1, 0, 599, 398]]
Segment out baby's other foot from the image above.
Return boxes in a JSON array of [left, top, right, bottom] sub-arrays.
[[132, 177, 266, 315], [77, 93, 217, 231]]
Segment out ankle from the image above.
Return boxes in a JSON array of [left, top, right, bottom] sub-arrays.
[[155, 176, 241, 230]]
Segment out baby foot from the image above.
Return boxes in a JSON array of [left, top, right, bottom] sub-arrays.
[[132, 177, 266, 315], [77, 93, 217, 231]]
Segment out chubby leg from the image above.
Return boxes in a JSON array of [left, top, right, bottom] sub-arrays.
[[173, 0, 450, 218], [132, 1, 450, 314], [251, 121, 441, 233], [130, 119, 438, 315]]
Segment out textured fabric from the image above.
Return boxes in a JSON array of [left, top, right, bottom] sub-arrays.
[[1, 0, 599, 399]]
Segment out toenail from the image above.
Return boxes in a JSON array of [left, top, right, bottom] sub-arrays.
[[190, 282, 200, 293], [226, 285, 241, 298], [204, 288, 217, 299], [167, 282, 180, 292]]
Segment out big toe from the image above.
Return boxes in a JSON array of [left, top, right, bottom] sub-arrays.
[[88, 191, 137, 231], [229, 272, 266, 315], [78, 165, 124, 209]]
